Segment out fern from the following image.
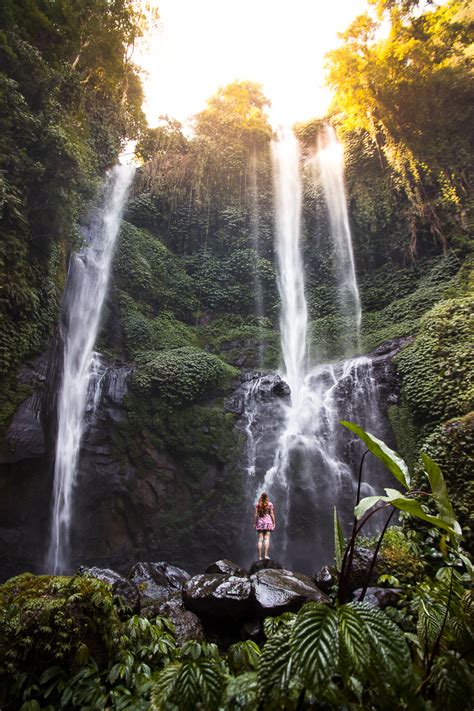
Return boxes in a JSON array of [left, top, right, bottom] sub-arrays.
[[227, 640, 261, 674], [223, 671, 259, 710], [151, 658, 225, 711], [337, 604, 370, 678]]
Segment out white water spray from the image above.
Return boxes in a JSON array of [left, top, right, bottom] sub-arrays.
[[316, 124, 362, 350], [47, 164, 135, 573], [271, 128, 308, 402]]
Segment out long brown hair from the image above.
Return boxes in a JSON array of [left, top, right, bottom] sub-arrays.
[[257, 492, 270, 517]]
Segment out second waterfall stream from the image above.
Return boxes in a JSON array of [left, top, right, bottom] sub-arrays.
[[243, 127, 393, 570], [47, 164, 135, 574]]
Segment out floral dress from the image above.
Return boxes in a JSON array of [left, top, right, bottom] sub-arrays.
[[255, 502, 275, 531]]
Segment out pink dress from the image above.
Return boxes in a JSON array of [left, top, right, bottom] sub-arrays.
[[255, 502, 275, 531]]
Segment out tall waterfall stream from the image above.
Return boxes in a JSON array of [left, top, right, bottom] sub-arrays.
[[47, 164, 135, 574], [242, 127, 393, 570]]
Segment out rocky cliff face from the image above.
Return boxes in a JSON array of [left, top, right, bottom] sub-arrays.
[[0, 336, 407, 581]]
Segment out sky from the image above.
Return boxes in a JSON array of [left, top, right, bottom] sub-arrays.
[[136, 0, 371, 129]]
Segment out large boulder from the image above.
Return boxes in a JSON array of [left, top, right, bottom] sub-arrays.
[[142, 592, 204, 645], [352, 587, 402, 609], [251, 568, 329, 616], [249, 558, 283, 575], [205, 559, 248, 576], [347, 548, 379, 591], [182, 574, 252, 620], [128, 562, 190, 603], [79, 566, 140, 614]]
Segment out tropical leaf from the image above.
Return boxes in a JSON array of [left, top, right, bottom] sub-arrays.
[[339, 420, 410, 489], [337, 604, 370, 678], [227, 640, 261, 674], [353, 602, 411, 690], [290, 603, 339, 693], [223, 671, 259, 710], [430, 651, 474, 711], [355, 489, 460, 537], [421, 453, 461, 536], [257, 630, 300, 709], [333, 507, 345, 573]]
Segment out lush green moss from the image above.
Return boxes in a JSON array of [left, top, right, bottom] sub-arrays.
[[387, 398, 420, 473], [0, 574, 119, 681], [113, 222, 198, 321], [131, 346, 238, 406], [420, 413, 474, 550], [197, 314, 280, 370], [395, 297, 474, 425]]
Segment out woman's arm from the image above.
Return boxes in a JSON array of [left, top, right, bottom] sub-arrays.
[[253, 506, 258, 528], [271, 504, 276, 527]]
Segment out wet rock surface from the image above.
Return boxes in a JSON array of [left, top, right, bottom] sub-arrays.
[[314, 564, 338, 594], [348, 548, 379, 591], [142, 592, 204, 644], [205, 559, 248, 576], [251, 568, 329, 615], [352, 586, 402, 609], [79, 566, 141, 613], [183, 574, 253, 620], [128, 562, 190, 602], [249, 558, 283, 575]]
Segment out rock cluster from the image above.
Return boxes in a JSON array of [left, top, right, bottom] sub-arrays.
[[81, 557, 329, 645]]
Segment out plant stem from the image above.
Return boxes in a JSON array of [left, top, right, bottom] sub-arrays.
[[358, 507, 396, 601]]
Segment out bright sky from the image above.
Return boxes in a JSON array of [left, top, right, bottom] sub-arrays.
[[137, 0, 371, 129]]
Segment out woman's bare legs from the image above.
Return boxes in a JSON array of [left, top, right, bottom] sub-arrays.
[[257, 532, 264, 559], [263, 531, 270, 558]]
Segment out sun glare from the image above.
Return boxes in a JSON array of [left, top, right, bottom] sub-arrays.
[[136, 0, 370, 130]]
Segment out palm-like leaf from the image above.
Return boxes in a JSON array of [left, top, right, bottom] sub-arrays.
[[430, 651, 474, 711], [338, 604, 370, 678]]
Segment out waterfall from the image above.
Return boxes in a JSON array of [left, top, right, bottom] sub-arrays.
[[241, 127, 394, 570], [47, 164, 135, 574], [315, 124, 362, 353], [249, 151, 265, 366], [271, 128, 308, 402]]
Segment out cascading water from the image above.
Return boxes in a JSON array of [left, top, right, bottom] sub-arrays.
[[242, 127, 394, 570], [271, 128, 308, 401], [47, 164, 135, 574], [314, 124, 362, 353]]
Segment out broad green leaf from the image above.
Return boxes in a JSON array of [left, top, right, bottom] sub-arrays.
[[340, 420, 410, 489], [354, 495, 387, 519], [356, 490, 459, 538], [421, 453, 459, 531], [291, 603, 339, 692], [333, 507, 345, 572]]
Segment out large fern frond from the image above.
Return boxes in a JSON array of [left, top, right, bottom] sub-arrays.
[[338, 604, 370, 678], [223, 671, 259, 710]]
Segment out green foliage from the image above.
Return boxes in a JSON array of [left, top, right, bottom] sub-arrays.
[[0, 0, 148, 389], [326, 0, 473, 251], [395, 296, 474, 425], [226, 641, 261, 675], [0, 574, 119, 686], [258, 601, 413, 708], [132, 346, 237, 405], [151, 641, 227, 711]]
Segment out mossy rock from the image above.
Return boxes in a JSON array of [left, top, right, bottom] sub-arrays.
[[0, 574, 120, 682]]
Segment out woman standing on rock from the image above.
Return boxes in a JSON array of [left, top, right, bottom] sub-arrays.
[[254, 492, 276, 560]]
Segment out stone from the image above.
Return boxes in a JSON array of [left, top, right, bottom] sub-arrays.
[[352, 587, 402, 609], [182, 574, 252, 620], [249, 558, 283, 575], [128, 562, 190, 603], [240, 618, 263, 641], [0, 393, 45, 464], [142, 592, 204, 645], [79, 566, 140, 614], [314, 565, 338, 594], [347, 548, 379, 591], [251, 568, 329, 616], [205, 559, 248, 576]]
